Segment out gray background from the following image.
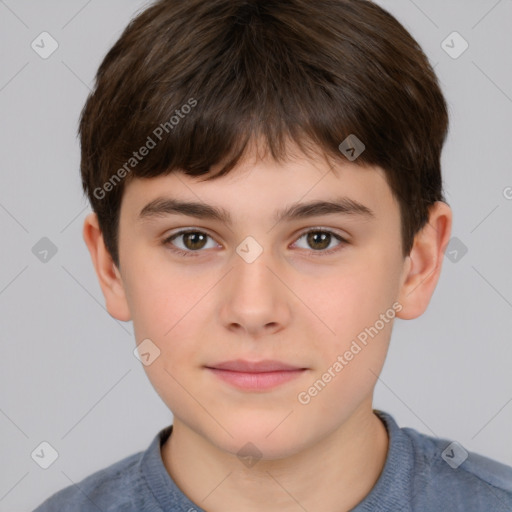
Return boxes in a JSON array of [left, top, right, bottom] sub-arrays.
[[0, 0, 511, 510]]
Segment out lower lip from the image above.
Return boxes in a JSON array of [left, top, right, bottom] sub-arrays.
[[206, 368, 306, 391]]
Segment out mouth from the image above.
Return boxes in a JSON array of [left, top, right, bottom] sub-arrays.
[[204, 359, 308, 391]]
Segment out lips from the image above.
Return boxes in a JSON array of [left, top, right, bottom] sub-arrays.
[[205, 359, 305, 372], [205, 359, 308, 391]]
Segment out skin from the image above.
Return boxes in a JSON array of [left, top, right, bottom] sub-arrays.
[[83, 140, 452, 512]]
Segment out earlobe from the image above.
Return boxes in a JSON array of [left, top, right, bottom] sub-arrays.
[[82, 212, 132, 322], [396, 201, 452, 320]]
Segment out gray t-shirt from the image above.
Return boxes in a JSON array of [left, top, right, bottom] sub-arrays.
[[33, 410, 512, 511]]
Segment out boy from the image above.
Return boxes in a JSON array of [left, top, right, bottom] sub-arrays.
[[34, 0, 512, 510]]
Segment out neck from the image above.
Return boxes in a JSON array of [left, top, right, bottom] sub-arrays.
[[161, 400, 389, 512]]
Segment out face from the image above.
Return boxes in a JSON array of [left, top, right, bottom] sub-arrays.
[[114, 146, 410, 459]]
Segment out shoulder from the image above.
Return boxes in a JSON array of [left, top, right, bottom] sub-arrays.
[[401, 423, 512, 511], [32, 450, 149, 512]]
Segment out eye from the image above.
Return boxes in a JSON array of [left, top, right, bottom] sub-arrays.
[[163, 230, 219, 257], [292, 228, 348, 256]]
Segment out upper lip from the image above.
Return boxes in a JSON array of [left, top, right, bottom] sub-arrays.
[[205, 359, 305, 373]]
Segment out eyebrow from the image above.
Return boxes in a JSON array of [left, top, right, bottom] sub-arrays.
[[138, 196, 375, 224]]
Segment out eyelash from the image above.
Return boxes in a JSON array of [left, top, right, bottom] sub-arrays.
[[162, 228, 349, 258]]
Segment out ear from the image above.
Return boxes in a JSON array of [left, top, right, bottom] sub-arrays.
[[396, 201, 452, 320], [82, 212, 131, 322]]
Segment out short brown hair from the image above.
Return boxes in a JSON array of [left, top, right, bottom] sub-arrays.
[[79, 0, 449, 268]]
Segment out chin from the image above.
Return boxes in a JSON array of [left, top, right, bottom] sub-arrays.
[[214, 421, 311, 461]]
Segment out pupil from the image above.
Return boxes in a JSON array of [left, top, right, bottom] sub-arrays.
[[308, 232, 330, 250], [186, 232, 206, 250]]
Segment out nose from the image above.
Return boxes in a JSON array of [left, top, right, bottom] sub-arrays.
[[218, 249, 291, 338]]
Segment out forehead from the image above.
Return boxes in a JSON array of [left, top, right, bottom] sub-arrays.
[[120, 150, 397, 226]]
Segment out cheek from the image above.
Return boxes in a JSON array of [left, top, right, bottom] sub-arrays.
[[292, 252, 399, 391], [124, 255, 205, 338], [295, 273, 395, 420], [125, 262, 215, 382], [296, 258, 396, 340]]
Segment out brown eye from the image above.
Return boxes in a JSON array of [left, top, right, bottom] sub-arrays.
[[294, 229, 348, 255], [181, 232, 208, 250], [306, 231, 332, 250], [163, 230, 217, 257]]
